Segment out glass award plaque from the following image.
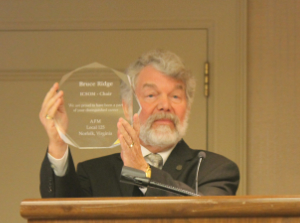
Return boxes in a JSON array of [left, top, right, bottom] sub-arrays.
[[54, 62, 141, 149]]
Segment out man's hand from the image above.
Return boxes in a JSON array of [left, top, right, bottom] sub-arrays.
[[39, 83, 68, 158], [117, 114, 148, 172]]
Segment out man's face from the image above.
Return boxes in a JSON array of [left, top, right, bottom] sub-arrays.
[[135, 65, 189, 149]]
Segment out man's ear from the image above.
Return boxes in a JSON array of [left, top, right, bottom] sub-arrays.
[[185, 104, 191, 118], [186, 101, 191, 111]]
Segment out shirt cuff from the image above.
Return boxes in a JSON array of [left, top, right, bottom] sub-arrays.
[[139, 187, 147, 194], [47, 147, 69, 177]]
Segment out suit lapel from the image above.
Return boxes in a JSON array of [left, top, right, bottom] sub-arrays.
[[162, 140, 195, 180]]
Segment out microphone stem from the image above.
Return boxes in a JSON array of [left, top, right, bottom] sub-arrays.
[[195, 157, 203, 194]]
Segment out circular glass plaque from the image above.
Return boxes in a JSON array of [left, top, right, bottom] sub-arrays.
[[54, 62, 141, 149]]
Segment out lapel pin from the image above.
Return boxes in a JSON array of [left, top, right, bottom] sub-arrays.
[[176, 165, 182, 171]]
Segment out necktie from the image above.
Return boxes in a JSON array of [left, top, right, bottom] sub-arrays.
[[145, 153, 163, 169]]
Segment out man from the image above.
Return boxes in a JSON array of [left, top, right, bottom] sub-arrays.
[[39, 49, 239, 197]]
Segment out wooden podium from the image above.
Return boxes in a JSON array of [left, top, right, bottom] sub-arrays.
[[20, 196, 300, 222]]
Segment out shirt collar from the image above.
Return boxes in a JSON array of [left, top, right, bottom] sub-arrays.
[[141, 144, 175, 165]]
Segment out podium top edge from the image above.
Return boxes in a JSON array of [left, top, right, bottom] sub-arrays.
[[20, 196, 300, 220]]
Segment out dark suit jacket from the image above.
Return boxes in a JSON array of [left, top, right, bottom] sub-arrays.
[[40, 140, 239, 197]]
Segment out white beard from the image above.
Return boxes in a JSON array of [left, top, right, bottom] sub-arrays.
[[139, 112, 189, 148]]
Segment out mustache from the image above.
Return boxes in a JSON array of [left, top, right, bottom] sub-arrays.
[[147, 112, 180, 127]]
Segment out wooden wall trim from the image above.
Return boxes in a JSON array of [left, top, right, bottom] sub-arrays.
[[236, 0, 247, 195], [0, 19, 214, 31], [0, 71, 64, 81], [207, 0, 247, 195]]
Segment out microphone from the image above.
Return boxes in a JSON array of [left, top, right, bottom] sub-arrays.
[[120, 166, 199, 196], [195, 151, 206, 194]]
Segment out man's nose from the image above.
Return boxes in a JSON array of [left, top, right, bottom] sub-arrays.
[[157, 95, 171, 112]]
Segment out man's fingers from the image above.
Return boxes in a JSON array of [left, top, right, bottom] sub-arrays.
[[47, 98, 62, 119], [118, 117, 146, 171], [117, 119, 134, 146], [41, 90, 64, 120], [57, 95, 66, 112], [42, 83, 59, 108], [132, 113, 140, 136], [120, 118, 137, 141], [119, 134, 131, 151]]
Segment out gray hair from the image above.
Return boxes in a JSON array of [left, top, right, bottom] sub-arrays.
[[120, 49, 196, 107]]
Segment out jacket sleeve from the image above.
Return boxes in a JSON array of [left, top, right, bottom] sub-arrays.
[[197, 159, 240, 195], [145, 156, 239, 196], [145, 167, 198, 196], [40, 149, 88, 198]]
